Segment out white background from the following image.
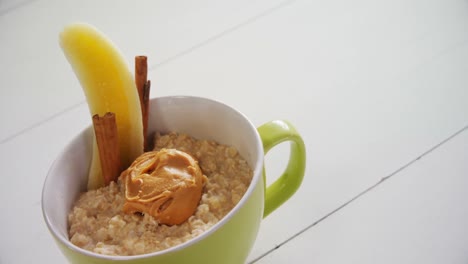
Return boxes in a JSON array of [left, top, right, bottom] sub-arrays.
[[1, 0, 467, 263]]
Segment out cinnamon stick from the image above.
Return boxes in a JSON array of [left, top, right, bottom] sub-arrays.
[[135, 56, 150, 151], [143, 79, 151, 151], [93, 112, 122, 185]]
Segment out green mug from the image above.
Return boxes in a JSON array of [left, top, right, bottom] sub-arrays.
[[42, 96, 306, 264]]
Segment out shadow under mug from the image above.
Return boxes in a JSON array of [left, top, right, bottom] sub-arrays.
[[42, 96, 306, 264]]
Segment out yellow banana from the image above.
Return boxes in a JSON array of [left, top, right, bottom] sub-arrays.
[[60, 23, 144, 190]]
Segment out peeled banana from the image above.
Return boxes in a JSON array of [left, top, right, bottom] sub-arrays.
[[60, 23, 144, 190]]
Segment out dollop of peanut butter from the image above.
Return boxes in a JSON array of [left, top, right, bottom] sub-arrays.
[[121, 149, 206, 225]]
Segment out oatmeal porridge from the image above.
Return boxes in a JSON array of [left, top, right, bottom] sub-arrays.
[[68, 132, 253, 256]]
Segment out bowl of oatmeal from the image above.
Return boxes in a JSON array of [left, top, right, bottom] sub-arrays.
[[42, 96, 306, 264]]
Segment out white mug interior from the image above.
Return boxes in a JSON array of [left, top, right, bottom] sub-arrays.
[[42, 96, 264, 260]]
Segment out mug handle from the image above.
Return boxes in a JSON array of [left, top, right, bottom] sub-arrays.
[[257, 120, 306, 217]]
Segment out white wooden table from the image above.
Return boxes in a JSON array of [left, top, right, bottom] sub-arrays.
[[1, 0, 467, 263]]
